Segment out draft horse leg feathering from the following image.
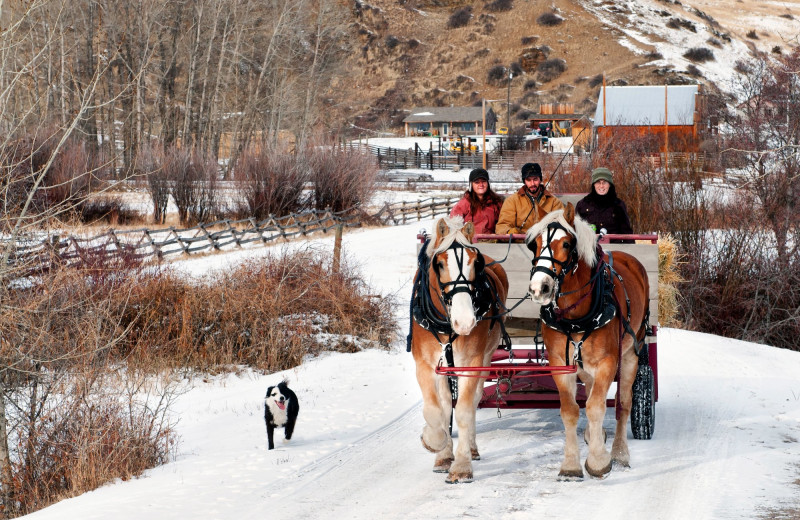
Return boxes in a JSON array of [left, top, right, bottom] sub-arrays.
[[410, 217, 509, 483], [526, 203, 650, 478]]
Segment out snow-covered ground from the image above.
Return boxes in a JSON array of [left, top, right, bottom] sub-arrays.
[[21, 216, 800, 520]]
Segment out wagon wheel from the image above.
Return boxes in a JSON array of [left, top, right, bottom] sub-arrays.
[[630, 362, 655, 440]]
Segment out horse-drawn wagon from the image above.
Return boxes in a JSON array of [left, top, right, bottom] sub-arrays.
[[409, 196, 660, 482], [465, 230, 658, 435]]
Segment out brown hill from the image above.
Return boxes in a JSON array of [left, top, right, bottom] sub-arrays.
[[332, 0, 798, 135]]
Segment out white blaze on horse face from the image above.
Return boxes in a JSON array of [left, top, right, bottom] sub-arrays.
[[528, 228, 567, 305], [445, 249, 477, 336]]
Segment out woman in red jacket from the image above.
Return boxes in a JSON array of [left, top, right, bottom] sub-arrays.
[[449, 168, 504, 235]]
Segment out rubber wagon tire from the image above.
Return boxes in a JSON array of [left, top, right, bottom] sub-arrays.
[[630, 364, 655, 440]]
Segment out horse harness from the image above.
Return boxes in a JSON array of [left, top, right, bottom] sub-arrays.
[[407, 237, 511, 400], [533, 222, 648, 369]]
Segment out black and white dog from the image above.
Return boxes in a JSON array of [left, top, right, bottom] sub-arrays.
[[264, 381, 299, 450]]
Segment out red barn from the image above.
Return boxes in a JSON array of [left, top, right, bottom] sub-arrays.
[[594, 85, 706, 152]]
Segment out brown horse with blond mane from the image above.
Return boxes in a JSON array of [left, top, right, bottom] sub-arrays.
[[525, 203, 649, 478], [410, 216, 508, 483]]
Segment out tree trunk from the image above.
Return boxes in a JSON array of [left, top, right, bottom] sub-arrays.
[[0, 385, 15, 518]]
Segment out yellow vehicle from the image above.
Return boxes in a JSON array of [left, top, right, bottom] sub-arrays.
[[449, 137, 479, 153], [497, 127, 509, 135]]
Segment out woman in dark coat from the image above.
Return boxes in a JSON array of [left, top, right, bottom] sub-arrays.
[[576, 167, 633, 236]]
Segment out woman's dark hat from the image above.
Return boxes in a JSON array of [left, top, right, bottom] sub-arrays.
[[469, 168, 490, 184]]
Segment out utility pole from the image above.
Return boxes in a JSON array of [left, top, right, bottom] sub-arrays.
[[506, 70, 513, 131], [482, 98, 487, 169]]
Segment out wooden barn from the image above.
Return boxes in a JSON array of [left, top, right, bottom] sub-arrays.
[[403, 106, 497, 137], [593, 85, 706, 152], [527, 103, 592, 151]]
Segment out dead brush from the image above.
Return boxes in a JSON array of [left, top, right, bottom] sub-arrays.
[[111, 248, 396, 372]]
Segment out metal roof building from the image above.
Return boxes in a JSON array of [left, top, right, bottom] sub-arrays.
[[594, 85, 700, 127], [403, 106, 496, 137], [593, 85, 706, 152]]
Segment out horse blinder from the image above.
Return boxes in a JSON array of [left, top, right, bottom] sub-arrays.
[[435, 246, 489, 317], [530, 223, 578, 282]]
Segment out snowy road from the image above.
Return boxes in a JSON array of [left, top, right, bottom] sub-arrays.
[[23, 221, 800, 520]]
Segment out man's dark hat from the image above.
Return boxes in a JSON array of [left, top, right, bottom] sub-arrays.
[[521, 162, 542, 181]]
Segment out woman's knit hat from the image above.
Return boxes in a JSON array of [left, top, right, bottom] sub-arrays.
[[469, 168, 490, 184], [591, 167, 613, 185]]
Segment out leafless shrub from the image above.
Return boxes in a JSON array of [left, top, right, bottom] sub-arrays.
[[80, 195, 143, 226], [666, 17, 696, 32], [772, 46, 782, 55], [588, 73, 604, 88], [165, 147, 219, 226], [306, 141, 378, 212], [10, 382, 175, 515], [39, 139, 96, 218], [683, 47, 714, 62], [233, 144, 308, 220], [485, 0, 513, 13], [487, 64, 509, 85], [139, 145, 168, 224], [746, 29, 759, 39], [536, 58, 567, 83], [536, 12, 563, 26], [686, 64, 703, 77], [707, 38, 722, 48], [0, 128, 102, 225], [0, 263, 176, 516], [447, 7, 472, 29], [521, 36, 539, 45], [385, 35, 400, 50]]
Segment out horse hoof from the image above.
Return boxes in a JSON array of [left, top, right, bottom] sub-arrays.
[[433, 458, 453, 473], [446, 472, 474, 484], [420, 435, 437, 453], [585, 459, 612, 478], [558, 468, 584, 480], [471, 449, 481, 461]]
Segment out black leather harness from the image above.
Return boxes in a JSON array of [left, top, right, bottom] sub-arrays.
[[407, 238, 511, 400], [533, 224, 647, 368]]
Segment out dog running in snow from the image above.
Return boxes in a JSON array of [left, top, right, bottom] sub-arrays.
[[264, 381, 299, 450]]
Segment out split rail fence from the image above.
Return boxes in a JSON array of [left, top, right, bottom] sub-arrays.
[[3, 198, 460, 276]]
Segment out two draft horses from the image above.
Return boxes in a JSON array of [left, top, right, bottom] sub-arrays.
[[410, 204, 650, 481]]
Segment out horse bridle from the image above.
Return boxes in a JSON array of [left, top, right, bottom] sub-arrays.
[[529, 221, 578, 286], [433, 242, 490, 318]]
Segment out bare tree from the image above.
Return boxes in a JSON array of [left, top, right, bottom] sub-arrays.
[[295, 0, 350, 148], [718, 49, 800, 266]]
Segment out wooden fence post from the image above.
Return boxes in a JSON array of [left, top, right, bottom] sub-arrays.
[[332, 223, 343, 273]]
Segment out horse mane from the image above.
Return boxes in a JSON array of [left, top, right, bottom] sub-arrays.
[[525, 210, 598, 268], [425, 215, 473, 257]]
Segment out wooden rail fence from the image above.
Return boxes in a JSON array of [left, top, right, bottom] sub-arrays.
[[3, 198, 461, 275]]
